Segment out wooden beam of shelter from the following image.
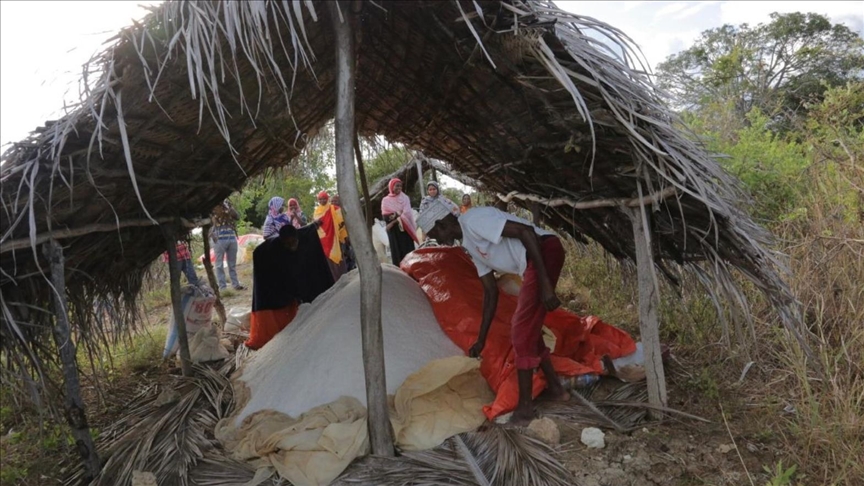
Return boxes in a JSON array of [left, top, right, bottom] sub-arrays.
[[1, 217, 210, 254], [44, 239, 101, 480], [497, 186, 677, 210], [163, 224, 193, 377], [200, 224, 226, 326], [419, 156, 483, 190], [331, 1, 394, 456]]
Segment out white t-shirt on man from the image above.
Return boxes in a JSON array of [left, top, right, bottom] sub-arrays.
[[459, 207, 554, 277]]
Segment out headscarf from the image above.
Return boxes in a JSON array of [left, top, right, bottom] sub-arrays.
[[269, 197, 285, 217], [460, 194, 473, 214], [317, 190, 329, 201], [420, 180, 460, 217], [287, 198, 305, 229], [381, 178, 418, 242], [387, 179, 401, 196], [263, 197, 290, 239]]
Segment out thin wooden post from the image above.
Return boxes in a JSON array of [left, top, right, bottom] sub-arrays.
[[629, 207, 667, 418], [354, 133, 373, 229], [530, 201, 542, 225], [200, 224, 226, 326], [43, 239, 101, 480], [415, 157, 424, 198], [163, 225, 193, 376], [331, 1, 394, 456]]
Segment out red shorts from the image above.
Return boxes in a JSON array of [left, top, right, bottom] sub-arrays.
[[512, 236, 565, 370]]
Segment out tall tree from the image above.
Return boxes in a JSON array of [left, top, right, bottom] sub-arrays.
[[656, 12, 864, 127]]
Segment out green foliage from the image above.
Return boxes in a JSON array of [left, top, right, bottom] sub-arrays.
[[109, 327, 167, 374], [0, 405, 13, 426], [709, 109, 810, 221], [764, 461, 798, 486], [0, 465, 28, 483], [231, 123, 336, 231], [657, 12, 864, 130], [441, 187, 464, 205]]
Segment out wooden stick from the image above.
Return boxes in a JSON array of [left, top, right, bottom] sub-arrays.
[[415, 157, 424, 198], [200, 224, 226, 326], [1, 217, 210, 253], [496, 186, 677, 210], [629, 206, 667, 418], [354, 133, 373, 229], [44, 239, 101, 480], [331, 1, 394, 456], [163, 225, 193, 377]]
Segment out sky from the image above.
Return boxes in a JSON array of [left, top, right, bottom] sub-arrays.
[[1, 1, 861, 157]]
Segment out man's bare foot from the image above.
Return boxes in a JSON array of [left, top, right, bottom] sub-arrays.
[[509, 408, 535, 426]]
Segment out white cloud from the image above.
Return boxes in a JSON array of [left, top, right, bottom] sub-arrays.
[[621, 1, 648, 13], [653, 2, 691, 20], [672, 2, 713, 21]]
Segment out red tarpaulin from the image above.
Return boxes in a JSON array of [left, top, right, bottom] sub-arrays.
[[401, 246, 637, 419]]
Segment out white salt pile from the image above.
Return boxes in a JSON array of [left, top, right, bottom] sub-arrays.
[[234, 264, 464, 423]]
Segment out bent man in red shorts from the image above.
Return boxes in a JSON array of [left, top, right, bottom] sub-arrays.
[[419, 199, 570, 425]]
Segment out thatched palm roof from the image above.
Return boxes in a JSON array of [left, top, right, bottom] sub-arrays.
[[0, 0, 803, 398]]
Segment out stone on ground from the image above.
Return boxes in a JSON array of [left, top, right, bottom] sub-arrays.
[[527, 417, 560, 446], [581, 427, 606, 449]]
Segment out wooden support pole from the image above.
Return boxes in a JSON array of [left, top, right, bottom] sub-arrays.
[[415, 157, 424, 198], [628, 207, 667, 418], [43, 239, 101, 480], [200, 224, 226, 326], [163, 225, 193, 377], [331, 1, 394, 456], [354, 133, 373, 229], [530, 201, 542, 225]]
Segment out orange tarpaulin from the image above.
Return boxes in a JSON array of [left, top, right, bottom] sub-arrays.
[[401, 246, 637, 420]]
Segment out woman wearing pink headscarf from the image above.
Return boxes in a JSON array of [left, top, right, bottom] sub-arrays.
[[287, 198, 307, 229], [380, 178, 418, 265]]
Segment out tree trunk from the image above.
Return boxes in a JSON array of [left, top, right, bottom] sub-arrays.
[[331, 1, 394, 456], [44, 239, 101, 480], [200, 224, 226, 326], [629, 207, 667, 418], [163, 225, 193, 377]]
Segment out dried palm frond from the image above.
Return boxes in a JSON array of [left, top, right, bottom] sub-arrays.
[[542, 380, 710, 430], [338, 425, 576, 486], [190, 454, 287, 486], [64, 361, 235, 486], [540, 379, 647, 431]]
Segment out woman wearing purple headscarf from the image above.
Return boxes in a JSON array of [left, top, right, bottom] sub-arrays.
[[263, 196, 291, 239]]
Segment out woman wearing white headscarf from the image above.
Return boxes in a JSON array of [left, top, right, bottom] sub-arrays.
[[419, 180, 460, 217]]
